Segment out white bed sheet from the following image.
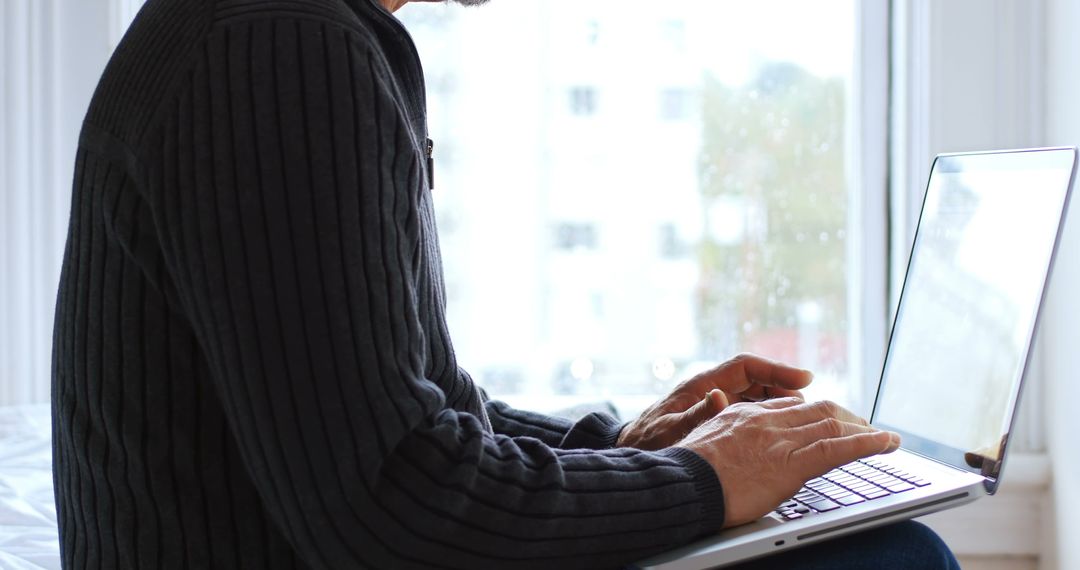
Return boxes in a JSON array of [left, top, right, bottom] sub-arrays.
[[0, 404, 60, 570]]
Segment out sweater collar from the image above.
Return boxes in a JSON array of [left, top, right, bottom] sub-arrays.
[[340, 0, 428, 136]]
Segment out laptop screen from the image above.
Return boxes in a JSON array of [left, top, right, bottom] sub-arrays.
[[871, 148, 1075, 482]]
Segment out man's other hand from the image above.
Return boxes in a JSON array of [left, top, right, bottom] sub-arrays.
[[617, 353, 812, 451], [678, 398, 901, 528]]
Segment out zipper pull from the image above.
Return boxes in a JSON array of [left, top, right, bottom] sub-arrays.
[[426, 138, 435, 191]]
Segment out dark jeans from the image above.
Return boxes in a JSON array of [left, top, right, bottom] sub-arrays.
[[728, 521, 960, 570]]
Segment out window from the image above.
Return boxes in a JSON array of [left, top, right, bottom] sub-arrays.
[[658, 223, 691, 259], [554, 222, 599, 252], [399, 0, 884, 416], [585, 20, 600, 46], [659, 88, 691, 121], [660, 19, 687, 52], [568, 86, 598, 116]]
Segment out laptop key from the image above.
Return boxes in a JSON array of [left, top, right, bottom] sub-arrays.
[[835, 494, 866, 506], [805, 499, 841, 512], [793, 456, 933, 513]]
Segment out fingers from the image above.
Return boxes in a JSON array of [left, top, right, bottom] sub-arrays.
[[793, 430, 902, 479], [765, 387, 806, 401], [755, 396, 804, 410], [734, 353, 814, 391], [667, 389, 730, 440], [785, 417, 883, 447], [682, 390, 728, 427], [687, 353, 813, 398], [776, 399, 871, 428], [729, 386, 805, 403], [707, 389, 730, 411]]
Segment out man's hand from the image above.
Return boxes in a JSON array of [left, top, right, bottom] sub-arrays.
[[678, 398, 901, 528], [617, 353, 812, 450]]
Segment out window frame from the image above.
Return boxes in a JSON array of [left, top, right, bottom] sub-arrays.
[[847, 0, 891, 417]]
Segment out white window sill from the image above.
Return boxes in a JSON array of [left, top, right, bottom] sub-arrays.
[[918, 453, 1051, 557]]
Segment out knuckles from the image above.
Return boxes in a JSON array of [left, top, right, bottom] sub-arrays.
[[809, 439, 831, 463], [821, 417, 844, 437], [729, 352, 760, 369], [772, 396, 803, 407], [811, 399, 840, 417], [731, 352, 753, 364]]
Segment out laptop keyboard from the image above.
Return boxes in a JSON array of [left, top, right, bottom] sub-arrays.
[[775, 458, 932, 521]]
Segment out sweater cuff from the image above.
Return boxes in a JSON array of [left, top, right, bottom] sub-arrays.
[[558, 412, 627, 450], [661, 447, 727, 533]]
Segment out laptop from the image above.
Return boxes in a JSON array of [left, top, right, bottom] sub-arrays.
[[635, 147, 1078, 569]]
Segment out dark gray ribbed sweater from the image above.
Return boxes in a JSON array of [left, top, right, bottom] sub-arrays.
[[50, 0, 726, 567]]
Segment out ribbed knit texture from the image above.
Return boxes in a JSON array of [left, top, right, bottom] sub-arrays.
[[51, 0, 726, 568]]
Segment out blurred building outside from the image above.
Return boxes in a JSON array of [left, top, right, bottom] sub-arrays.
[[401, 0, 856, 417]]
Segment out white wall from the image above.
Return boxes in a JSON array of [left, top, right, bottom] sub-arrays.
[[1041, 1, 1080, 568], [892, 0, 1047, 452], [0, 0, 113, 405]]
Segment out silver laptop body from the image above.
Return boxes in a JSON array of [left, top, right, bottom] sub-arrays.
[[635, 147, 1078, 570]]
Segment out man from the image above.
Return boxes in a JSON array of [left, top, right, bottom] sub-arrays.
[[51, 0, 958, 567]]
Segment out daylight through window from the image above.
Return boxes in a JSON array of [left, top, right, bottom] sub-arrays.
[[400, 0, 862, 415]]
